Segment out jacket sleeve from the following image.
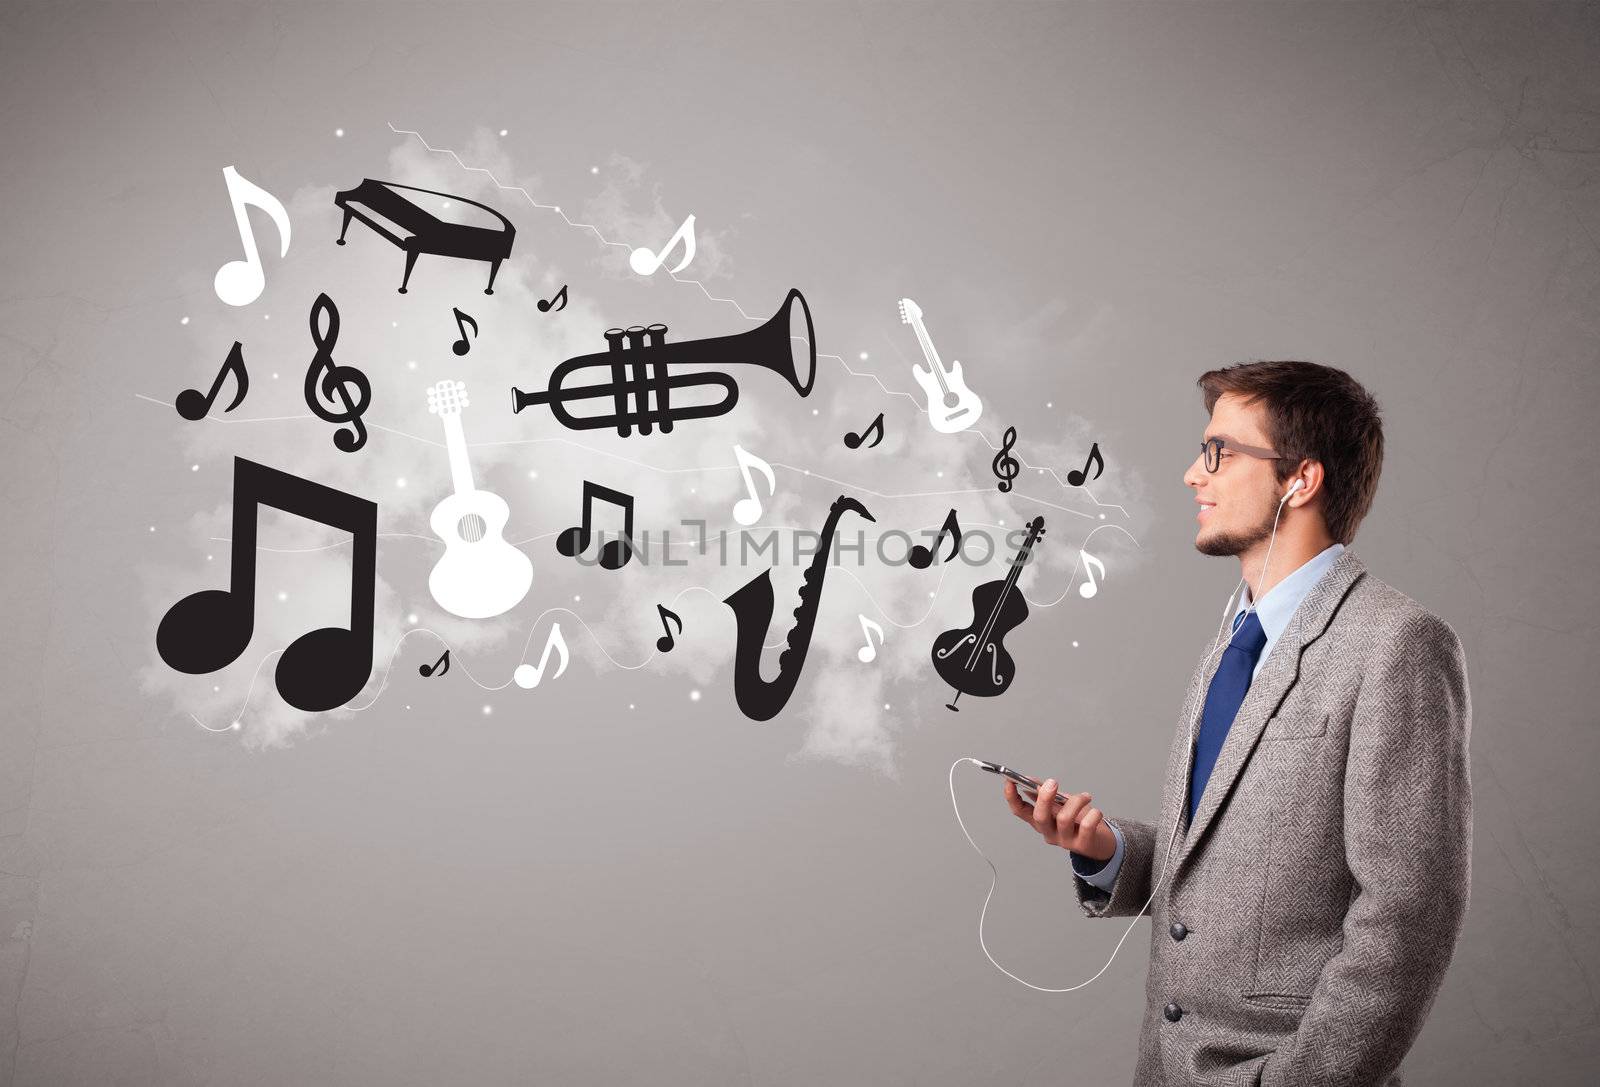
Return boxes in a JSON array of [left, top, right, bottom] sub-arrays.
[[1261, 611, 1472, 1087], [1071, 819, 1127, 891], [1072, 816, 1157, 918], [1072, 634, 1214, 920]]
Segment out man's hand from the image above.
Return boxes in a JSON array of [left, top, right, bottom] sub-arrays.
[[1003, 779, 1118, 861]]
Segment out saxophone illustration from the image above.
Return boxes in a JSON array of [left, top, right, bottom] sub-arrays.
[[723, 495, 874, 721]]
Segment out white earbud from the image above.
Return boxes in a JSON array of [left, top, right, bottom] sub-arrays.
[[953, 470, 1312, 994]]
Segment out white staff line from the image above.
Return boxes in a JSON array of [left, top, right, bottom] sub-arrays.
[[136, 392, 317, 424], [1021, 522, 1141, 608], [138, 392, 1127, 521], [833, 565, 950, 630], [766, 463, 1100, 519], [386, 122, 1129, 519], [206, 532, 439, 554], [184, 587, 793, 732], [208, 514, 1139, 588], [188, 515, 1140, 732]]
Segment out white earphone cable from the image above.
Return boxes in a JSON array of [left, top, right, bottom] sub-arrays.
[[950, 481, 1300, 991]]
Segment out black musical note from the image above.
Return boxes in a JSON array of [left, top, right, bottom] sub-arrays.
[[156, 457, 377, 713], [302, 293, 371, 453], [450, 307, 478, 356], [991, 426, 1021, 493], [909, 509, 963, 569], [537, 285, 568, 313], [844, 412, 885, 450], [419, 649, 450, 677], [655, 604, 683, 652], [556, 480, 634, 570], [177, 341, 249, 421], [1068, 441, 1104, 486]]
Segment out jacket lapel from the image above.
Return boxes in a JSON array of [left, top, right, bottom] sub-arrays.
[[1171, 549, 1367, 877], [1154, 625, 1230, 889]]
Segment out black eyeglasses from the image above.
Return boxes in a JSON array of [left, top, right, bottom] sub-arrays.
[[1201, 436, 1282, 473]]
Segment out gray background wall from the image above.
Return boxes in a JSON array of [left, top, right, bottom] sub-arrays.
[[2, 2, 1598, 1084]]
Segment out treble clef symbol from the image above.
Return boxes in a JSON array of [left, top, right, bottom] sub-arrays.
[[991, 425, 1021, 493], [303, 293, 371, 453]]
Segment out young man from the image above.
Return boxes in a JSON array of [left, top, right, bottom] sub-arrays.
[[1003, 361, 1471, 1086]]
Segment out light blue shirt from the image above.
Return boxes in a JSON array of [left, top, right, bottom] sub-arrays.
[[1232, 542, 1345, 684], [1071, 543, 1346, 892]]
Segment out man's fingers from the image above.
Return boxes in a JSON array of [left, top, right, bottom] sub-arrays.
[[1079, 806, 1106, 849], [1057, 791, 1092, 832], [1032, 780, 1060, 826], [1003, 781, 1032, 820]]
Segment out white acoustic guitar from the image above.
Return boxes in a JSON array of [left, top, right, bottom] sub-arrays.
[[898, 297, 983, 433], [426, 380, 533, 619]]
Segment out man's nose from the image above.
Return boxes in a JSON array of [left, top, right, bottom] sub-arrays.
[[1183, 453, 1207, 488]]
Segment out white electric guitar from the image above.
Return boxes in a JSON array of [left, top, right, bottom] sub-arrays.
[[426, 380, 533, 619], [898, 297, 983, 433]]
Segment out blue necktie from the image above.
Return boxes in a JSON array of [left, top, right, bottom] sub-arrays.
[[1188, 610, 1268, 826]]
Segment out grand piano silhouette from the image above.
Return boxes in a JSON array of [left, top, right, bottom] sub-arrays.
[[333, 179, 515, 295]]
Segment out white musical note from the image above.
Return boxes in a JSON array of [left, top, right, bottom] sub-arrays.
[[513, 623, 570, 689], [731, 445, 775, 527], [1079, 550, 1106, 599], [213, 166, 292, 307], [856, 615, 886, 664], [629, 213, 696, 276]]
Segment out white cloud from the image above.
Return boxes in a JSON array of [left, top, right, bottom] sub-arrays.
[[141, 132, 1149, 767]]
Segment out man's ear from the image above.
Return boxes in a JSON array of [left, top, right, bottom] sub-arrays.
[[1286, 460, 1324, 506]]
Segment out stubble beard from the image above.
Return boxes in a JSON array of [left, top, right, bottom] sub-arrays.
[[1195, 498, 1276, 558]]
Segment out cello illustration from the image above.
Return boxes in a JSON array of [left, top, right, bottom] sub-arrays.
[[930, 516, 1046, 710]]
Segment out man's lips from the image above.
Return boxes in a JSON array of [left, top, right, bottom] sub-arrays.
[[1197, 500, 1216, 521]]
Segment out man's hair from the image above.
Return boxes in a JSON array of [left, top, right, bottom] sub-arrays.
[[1197, 360, 1384, 545]]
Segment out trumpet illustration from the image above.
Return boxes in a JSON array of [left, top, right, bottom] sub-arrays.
[[511, 289, 816, 437]]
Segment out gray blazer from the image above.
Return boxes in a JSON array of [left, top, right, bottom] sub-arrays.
[[1074, 549, 1471, 1086]]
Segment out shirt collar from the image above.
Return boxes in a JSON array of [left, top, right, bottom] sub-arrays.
[[1234, 542, 1345, 644]]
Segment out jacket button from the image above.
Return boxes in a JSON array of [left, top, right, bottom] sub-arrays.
[[1163, 1002, 1183, 1022], [1170, 922, 1188, 941]]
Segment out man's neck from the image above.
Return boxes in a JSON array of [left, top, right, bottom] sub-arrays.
[[1238, 529, 1337, 603]]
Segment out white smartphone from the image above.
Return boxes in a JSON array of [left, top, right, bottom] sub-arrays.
[[975, 759, 1068, 805]]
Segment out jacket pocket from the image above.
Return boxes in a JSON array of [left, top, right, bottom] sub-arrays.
[[1241, 991, 1311, 1010], [1259, 711, 1329, 741]]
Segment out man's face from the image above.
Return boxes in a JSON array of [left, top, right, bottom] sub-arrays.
[[1184, 394, 1281, 557]]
